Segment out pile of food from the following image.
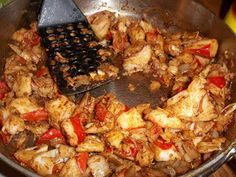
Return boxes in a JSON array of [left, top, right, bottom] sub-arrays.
[[0, 10, 235, 177]]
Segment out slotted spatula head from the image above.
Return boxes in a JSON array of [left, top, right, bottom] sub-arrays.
[[38, 0, 112, 95]]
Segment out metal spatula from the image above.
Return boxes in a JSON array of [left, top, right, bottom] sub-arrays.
[[38, 0, 112, 95]]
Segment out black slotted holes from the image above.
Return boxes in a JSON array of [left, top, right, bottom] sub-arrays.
[[40, 21, 103, 92]]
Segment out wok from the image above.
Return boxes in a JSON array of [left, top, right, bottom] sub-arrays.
[[0, 0, 236, 176]]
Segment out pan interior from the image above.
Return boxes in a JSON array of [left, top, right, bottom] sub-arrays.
[[0, 0, 235, 176]]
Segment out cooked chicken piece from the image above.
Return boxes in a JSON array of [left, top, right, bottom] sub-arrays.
[[106, 95, 127, 117], [215, 107, 235, 132], [85, 94, 126, 134], [0, 108, 10, 124], [166, 77, 218, 121], [59, 157, 83, 177], [13, 74, 32, 97], [197, 138, 226, 153], [2, 115, 25, 135], [8, 97, 40, 114], [25, 121, 49, 136], [175, 141, 200, 162], [117, 17, 131, 33], [135, 103, 150, 114], [115, 162, 142, 176], [123, 44, 152, 75], [88, 155, 111, 177], [112, 31, 129, 53], [14, 144, 48, 166], [85, 118, 114, 134], [152, 143, 180, 161], [106, 130, 124, 149], [129, 128, 148, 142], [32, 76, 57, 98], [190, 121, 215, 135], [31, 148, 58, 176], [54, 144, 76, 163], [136, 145, 154, 167], [73, 92, 95, 121], [9, 44, 40, 64], [12, 28, 28, 42], [164, 39, 183, 57], [76, 135, 104, 152], [46, 95, 76, 129], [89, 11, 114, 40], [128, 23, 145, 44], [4, 55, 30, 80], [146, 107, 185, 129], [117, 108, 145, 130], [31, 145, 75, 176], [140, 20, 154, 33]]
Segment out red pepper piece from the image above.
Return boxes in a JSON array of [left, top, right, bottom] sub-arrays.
[[124, 105, 129, 112], [122, 138, 141, 158], [76, 152, 89, 173], [52, 164, 62, 174], [174, 87, 184, 93], [21, 108, 48, 122], [106, 31, 113, 40], [16, 56, 27, 65], [154, 139, 173, 150], [95, 102, 107, 122], [207, 76, 226, 89], [187, 44, 211, 58], [35, 67, 48, 77], [70, 115, 86, 143], [0, 81, 9, 100], [146, 31, 158, 44], [24, 32, 40, 47], [105, 146, 114, 153], [0, 131, 11, 145], [30, 32, 41, 47], [36, 128, 66, 145]]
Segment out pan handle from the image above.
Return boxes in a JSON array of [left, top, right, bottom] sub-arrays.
[[182, 139, 236, 177]]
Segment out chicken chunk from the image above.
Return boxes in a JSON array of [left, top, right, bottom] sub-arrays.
[[14, 144, 48, 166], [59, 157, 83, 177], [76, 136, 104, 152], [106, 130, 124, 149], [152, 144, 180, 161], [136, 145, 154, 167], [2, 115, 25, 135], [128, 23, 145, 44], [89, 11, 114, 40], [117, 17, 131, 33], [123, 44, 152, 75], [197, 138, 225, 153], [46, 95, 76, 128], [13, 74, 32, 97], [88, 155, 111, 177], [31, 145, 75, 176], [32, 76, 57, 98], [146, 107, 185, 129], [166, 77, 218, 121], [117, 108, 145, 130], [8, 97, 40, 114], [31, 149, 58, 176], [73, 92, 95, 122], [140, 20, 154, 33]]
